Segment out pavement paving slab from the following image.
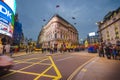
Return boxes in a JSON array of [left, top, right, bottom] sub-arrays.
[[74, 57, 120, 80]]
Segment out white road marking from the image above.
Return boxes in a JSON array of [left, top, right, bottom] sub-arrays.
[[56, 57, 73, 61]]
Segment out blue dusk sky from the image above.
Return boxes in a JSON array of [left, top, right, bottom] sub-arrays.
[[16, 0, 120, 41]]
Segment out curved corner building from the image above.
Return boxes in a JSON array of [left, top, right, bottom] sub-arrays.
[[37, 14, 79, 50]]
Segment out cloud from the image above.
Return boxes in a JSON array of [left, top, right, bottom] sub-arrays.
[[16, 0, 120, 40]]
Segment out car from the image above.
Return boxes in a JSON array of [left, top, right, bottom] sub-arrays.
[[0, 55, 13, 75]]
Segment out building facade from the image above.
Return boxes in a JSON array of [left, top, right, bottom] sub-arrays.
[[97, 7, 120, 44], [87, 32, 99, 45], [37, 14, 79, 50], [12, 14, 24, 46]]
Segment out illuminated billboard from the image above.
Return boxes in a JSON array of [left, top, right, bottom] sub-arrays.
[[0, 1, 14, 37], [1, 0, 16, 14], [89, 32, 96, 36]]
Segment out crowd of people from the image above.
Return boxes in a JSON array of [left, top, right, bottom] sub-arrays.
[[0, 36, 13, 57], [0, 36, 14, 74], [98, 41, 120, 60]]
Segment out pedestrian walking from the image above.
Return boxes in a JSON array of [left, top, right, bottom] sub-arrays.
[[29, 45, 33, 53], [105, 42, 112, 59], [112, 44, 118, 60], [98, 43, 104, 57], [9, 47, 14, 57], [1, 36, 7, 55], [60, 44, 65, 53], [105, 46, 111, 59], [116, 40, 120, 60], [0, 44, 3, 55], [50, 46, 53, 54], [116, 45, 120, 60], [5, 43, 10, 55], [26, 45, 29, 53]]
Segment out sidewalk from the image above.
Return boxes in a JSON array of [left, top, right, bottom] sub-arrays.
[[10, 51, 42, 57], [11, 51, 26, 57], [11, 51, 62, 57], [74, 57, 120, 80]]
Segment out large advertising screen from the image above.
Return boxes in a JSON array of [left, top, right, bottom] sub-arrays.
[[0, 1, 14, 37], [1, 0, 16, 15]]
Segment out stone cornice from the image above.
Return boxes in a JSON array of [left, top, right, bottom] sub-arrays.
[[97, 17, 120, 32]]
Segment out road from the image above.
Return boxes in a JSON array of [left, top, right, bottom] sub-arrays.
[[0, 51, 97, 80]]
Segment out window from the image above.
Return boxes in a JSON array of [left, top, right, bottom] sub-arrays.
[[61, 32, 62, 39], [106, 30, 110, 40], [55, 33, 57, 39], [114, 26, 119, 39]]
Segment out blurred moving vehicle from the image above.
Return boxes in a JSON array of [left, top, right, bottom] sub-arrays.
[[0, 55, 13, 74]]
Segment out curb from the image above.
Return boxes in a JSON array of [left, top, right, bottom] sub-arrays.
[[12, 52, 31, 57], [67, 56, 97, 80]]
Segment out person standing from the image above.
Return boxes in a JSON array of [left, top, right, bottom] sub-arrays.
[[1, 36, 7, 54], [116, 40, 120, 60], [25, 45, 29, 53], [111, 44, 118, 60], [98, 43, 104, 57], [5, 43, 10, 55], [10, 46, 14, 57], [105, 43, 112, 59], [0, 44, 3, 55], [50, 46, 53, 54]]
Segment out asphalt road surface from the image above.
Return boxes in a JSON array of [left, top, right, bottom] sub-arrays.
[[0, 51, 96, 80]]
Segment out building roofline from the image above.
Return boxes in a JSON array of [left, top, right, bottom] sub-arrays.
[[103, 7, 120, 22], [43, 14, 78, 32]]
